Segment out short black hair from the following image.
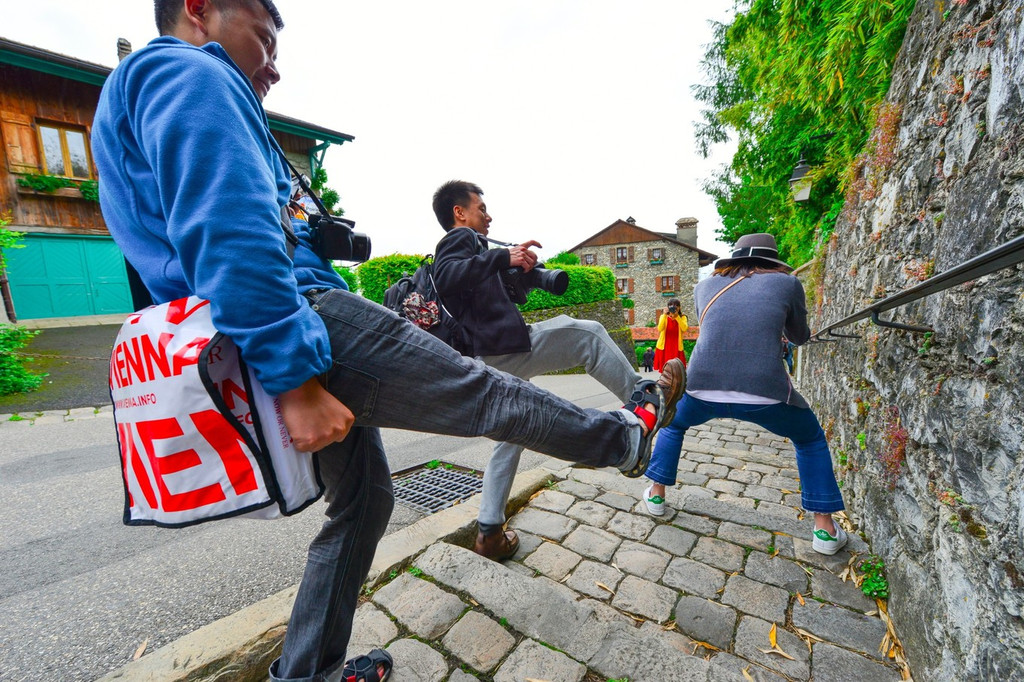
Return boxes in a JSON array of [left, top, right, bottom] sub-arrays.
[[432, 180, 484, 230], [155, 0, 284, 35]]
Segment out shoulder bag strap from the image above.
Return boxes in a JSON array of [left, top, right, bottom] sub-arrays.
[[698, 274, 749, 326]]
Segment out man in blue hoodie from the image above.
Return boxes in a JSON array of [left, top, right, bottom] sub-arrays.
[[92, 2, 682, 680]]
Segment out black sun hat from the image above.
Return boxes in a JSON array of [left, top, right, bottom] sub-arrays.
[[713, 233, 792, 271]]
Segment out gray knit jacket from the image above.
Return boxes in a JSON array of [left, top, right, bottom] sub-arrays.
[[687, 272, 811, 409]]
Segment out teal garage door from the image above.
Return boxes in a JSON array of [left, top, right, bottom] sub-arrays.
[[5, 234, 134, 319]]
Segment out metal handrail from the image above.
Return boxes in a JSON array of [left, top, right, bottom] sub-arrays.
[[811, 233, 1024, 341]]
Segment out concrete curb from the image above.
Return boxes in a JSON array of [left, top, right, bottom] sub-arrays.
[[95, 467, 558, 682]]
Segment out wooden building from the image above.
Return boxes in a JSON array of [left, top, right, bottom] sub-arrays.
[[0, 37, 353, 323]]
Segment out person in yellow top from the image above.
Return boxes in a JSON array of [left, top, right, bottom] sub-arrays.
[[654, 298, 688, 369]]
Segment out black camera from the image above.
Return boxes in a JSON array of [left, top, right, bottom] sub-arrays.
[[308, 213, 371, 263], [501, 264, 569, 304]]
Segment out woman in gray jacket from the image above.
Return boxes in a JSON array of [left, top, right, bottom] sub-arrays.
[[643, 234, 847, 555]]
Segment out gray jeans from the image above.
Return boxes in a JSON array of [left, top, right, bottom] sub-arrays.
[[271, 291, 642, 682], [479, 315, 639, 528]]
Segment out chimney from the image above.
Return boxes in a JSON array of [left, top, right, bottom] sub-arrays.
[[675, 217, 698, 247], [116, 38, 133, 62], [625, 216, 636, 225]]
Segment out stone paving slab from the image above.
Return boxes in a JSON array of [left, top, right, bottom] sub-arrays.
[[100, 419, 908, 682]]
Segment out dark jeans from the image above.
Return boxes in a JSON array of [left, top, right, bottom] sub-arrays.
[[646, 394, 844, 514], [271, 289, 641, 681]]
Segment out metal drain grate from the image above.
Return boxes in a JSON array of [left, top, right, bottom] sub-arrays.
[[392, 464, 484, 514]]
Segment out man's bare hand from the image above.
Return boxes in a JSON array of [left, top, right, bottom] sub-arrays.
[[508, 240, 542, 272], [279, 378, 355, 452]]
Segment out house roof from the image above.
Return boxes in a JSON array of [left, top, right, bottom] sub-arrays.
[[0, 36, 354, 146], [568, 219, 719, 266]]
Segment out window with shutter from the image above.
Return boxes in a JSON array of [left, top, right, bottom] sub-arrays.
[[1, 111, 40, 174]]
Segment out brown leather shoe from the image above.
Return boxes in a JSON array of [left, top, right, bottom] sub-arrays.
[[473, 528, 520, 562]]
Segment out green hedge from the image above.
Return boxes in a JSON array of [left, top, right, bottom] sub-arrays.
[[357, 254, 429, 304], [356, 254, 616, 312], [518, 264, 615, 312], [332, 265, 359, 293]]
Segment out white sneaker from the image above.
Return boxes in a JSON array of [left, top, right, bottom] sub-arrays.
[[812, 523, 849, 555], [643, 484, 666, 516]]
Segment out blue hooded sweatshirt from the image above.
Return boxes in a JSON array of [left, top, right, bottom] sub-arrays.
[[92, 37, 346, 395]]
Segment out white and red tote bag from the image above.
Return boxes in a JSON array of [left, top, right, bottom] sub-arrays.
[[109, 296, 323, 527]]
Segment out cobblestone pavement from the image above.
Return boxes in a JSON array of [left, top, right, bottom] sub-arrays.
[[349, 419, 905, 682]]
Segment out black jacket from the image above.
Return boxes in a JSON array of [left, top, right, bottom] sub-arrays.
[[433, 227, 531, 357]]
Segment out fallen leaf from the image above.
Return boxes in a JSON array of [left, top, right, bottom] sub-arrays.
[[770, 547, 780, 558], [781, 489, 794, 494], [758, 646, 796, 661], [769, 623, 778, 648], [525, 678, 553, 682], [469, 598, 479, 606], [692, 639, 722, 652], [796, 593, 805, 606], [595, 581, 615, 594], [742, 667, 755, 681], [865, 610, 877, 616], [133, 638, 148, 661], [794, 627, 824, 643], [797, 511, 805, 521]]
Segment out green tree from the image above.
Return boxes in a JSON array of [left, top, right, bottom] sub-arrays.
[[694, 0, 916, 265], [310, 167, 343, 215]]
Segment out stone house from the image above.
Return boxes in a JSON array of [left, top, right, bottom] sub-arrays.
[[567, 217, 718, 327], [0, 37, 353, 324]]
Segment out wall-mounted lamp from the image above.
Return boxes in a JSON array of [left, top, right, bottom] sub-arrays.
[[788, 132, 834, 203], [789, 156, 812, 202]]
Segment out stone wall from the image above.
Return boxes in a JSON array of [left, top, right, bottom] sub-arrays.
[[521, 298, 637, 370], [801, 1, 1024, 678], [575, 241, 702, 326]]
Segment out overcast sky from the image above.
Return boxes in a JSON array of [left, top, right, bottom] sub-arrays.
[[1, 0, 737, 260]]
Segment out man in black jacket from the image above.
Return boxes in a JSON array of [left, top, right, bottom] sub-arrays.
[[432, 180, 679, 561]]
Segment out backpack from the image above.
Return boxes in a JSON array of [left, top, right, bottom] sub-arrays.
[[383, 258, 466, 353]]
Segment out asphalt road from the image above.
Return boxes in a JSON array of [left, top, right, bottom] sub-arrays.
[[0, 324, 118, 415], [0, 374, 623, 682]]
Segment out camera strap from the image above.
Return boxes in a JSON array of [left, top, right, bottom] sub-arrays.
[[280, 155, 331, 217]]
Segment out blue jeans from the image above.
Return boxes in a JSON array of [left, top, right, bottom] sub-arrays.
[[478, 315, 639, 530], [646, 394, 844, 514], [271, 290, 642, 682]]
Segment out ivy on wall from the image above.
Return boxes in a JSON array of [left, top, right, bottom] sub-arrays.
[[694, 0, 917, 265]]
